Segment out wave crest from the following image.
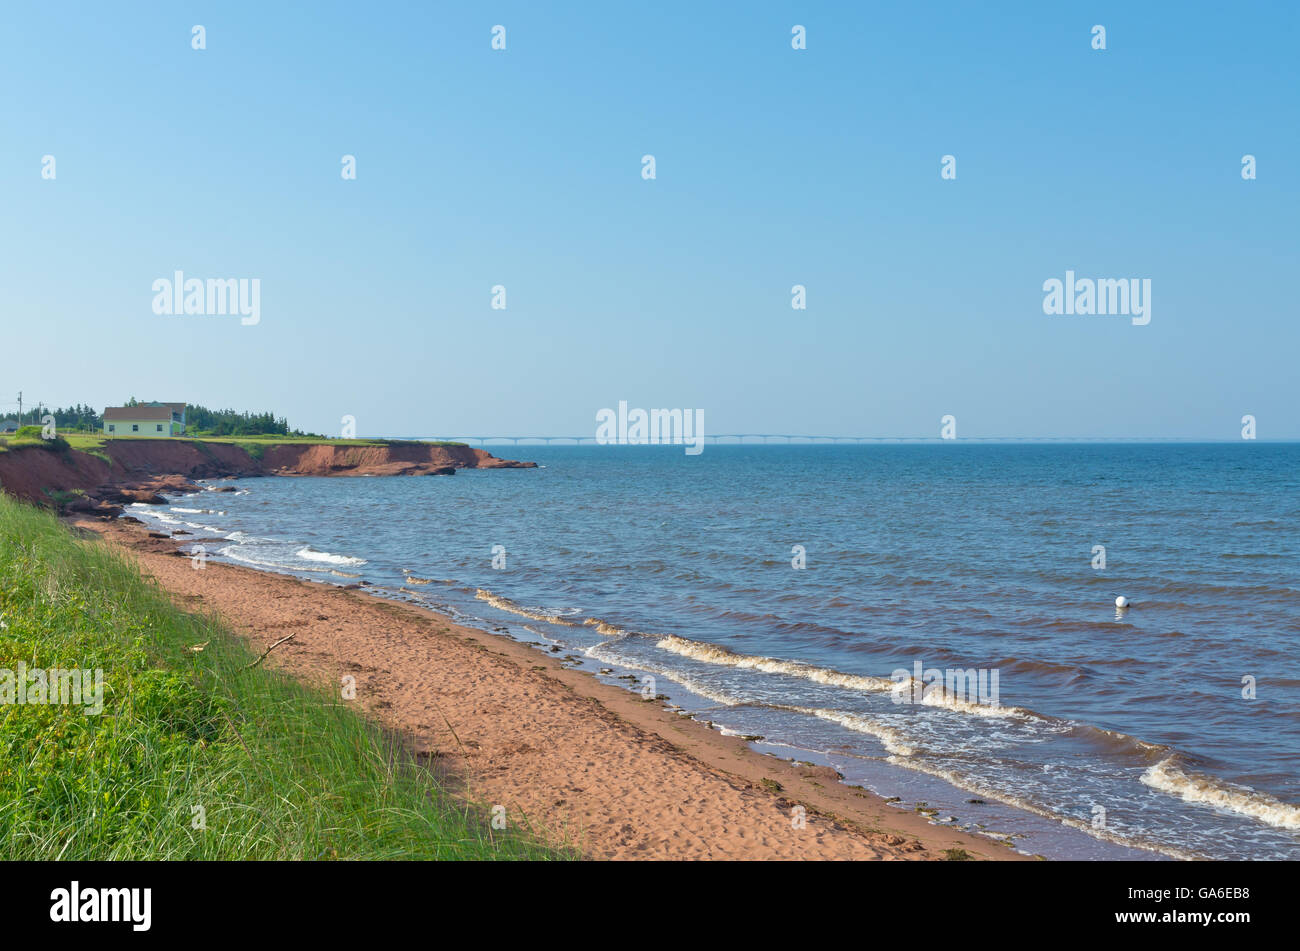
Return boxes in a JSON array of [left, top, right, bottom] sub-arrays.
[[1142, 758, 1300, 830], [475, 589, 576, 626], [296, 546, 367, 567], [656, 634, 897, 693]]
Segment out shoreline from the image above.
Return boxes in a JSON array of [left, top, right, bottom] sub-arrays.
[[79, 516, 1026, 861], [0, 437, 535, 518]]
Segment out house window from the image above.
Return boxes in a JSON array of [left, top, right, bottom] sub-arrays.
[[132, 424, 138, 432], [156, 424, 163, 432], [108, 424, 115, 433]]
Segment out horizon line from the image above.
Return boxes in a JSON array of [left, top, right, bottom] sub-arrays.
[[377, 435, 1295, 446]]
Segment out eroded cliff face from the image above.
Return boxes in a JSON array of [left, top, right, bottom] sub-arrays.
[[0, 439, 533, 515], [258, 442, 525, 475]]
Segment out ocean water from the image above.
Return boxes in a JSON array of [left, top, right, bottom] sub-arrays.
[[129, 444, 1300, 860]]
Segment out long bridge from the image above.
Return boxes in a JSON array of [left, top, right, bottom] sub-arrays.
[[390, 434, 1225, 446]]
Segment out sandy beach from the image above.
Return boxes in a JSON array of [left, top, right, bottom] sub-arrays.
[[79, 517, 1022, 861]]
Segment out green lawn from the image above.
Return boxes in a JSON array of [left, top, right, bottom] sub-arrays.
[[0, 495, 564, 859], [195, 434, 466, 449], [0, 433, 468, 455]]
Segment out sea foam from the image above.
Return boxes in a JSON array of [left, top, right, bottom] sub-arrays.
[[1142, 757, 1300, 830], [475, 589, 576, 626], [655, 634, 896, 693], [296, 546, 366, 567]]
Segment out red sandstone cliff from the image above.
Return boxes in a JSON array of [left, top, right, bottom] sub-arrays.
[[0, 439, 533, 515]]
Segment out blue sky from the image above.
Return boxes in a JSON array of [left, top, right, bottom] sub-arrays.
[[2, 1, 1296, 439]]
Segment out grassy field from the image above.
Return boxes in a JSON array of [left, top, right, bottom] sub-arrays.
[[0, 495, 564, 859], [0, 432, 468, 454]]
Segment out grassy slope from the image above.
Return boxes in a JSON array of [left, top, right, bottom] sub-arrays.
[[0, 434, 467, 454], [0, 496, 564, 859]]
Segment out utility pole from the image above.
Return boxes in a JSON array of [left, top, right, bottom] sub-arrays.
[[16, 391, 21, 425]]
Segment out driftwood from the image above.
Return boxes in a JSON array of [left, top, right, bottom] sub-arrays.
[[242, 632, 296, 669]]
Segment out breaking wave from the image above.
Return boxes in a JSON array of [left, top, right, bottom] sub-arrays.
[[296, 546, 367, 567], [789, 706, 916, 756], [655, 634, 896, 692], [218, 545, 326, 573], [1142, 757, 1300, 830], [475, 589, 576, 626]]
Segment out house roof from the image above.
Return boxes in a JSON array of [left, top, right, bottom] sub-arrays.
[[104, 406, 174, 421], [147, 402, 187, 414]]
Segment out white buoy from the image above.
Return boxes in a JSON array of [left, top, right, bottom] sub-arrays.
[[1115, 596, 1129, 608]]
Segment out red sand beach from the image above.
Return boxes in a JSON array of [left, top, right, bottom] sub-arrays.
[[79, 517, 1024, 861]]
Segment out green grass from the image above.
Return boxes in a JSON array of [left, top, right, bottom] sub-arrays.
[[1, 433, 468, 456], [1, 432, 105, 454], [0, 495, 565, 859], [0, 428, 71, 454], [52, 433, 461, 448], [56, 433, 109, 452], [196, 435, 467, 449]]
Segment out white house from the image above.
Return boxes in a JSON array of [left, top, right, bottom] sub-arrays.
[[103, 402, 187, 437]]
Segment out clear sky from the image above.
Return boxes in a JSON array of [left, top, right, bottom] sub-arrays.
[[2, 1, 1296, 439]]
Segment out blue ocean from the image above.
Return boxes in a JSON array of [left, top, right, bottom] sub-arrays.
[[130, 444, 1300, 860]]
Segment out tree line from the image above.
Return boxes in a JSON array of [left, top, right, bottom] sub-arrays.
[[22, 401, 311, 437]]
